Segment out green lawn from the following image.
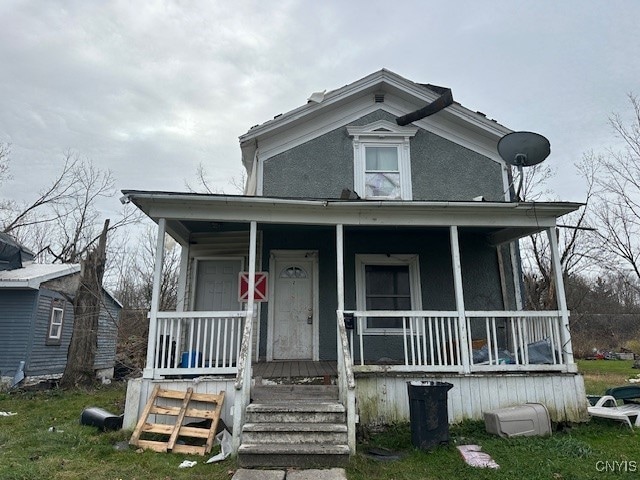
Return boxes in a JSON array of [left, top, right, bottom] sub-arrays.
[[1, 361, 639, 480], [350, 420, 639, 480], [578, 359, 639, 394], [0, 384, 234, 480]]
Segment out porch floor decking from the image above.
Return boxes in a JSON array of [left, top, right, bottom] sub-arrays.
[[253, 361, 337, 379]]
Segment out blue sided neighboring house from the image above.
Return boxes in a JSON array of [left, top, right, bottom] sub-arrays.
[[0, 233, 121, 387]]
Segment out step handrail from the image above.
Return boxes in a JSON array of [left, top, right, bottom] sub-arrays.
[[232, 308, 254, 454], [336, 310, 356, 455]]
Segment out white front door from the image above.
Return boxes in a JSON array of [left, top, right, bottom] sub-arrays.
[[271, 254, 315, 360]]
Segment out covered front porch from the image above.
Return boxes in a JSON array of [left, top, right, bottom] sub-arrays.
[[120, 191, 587, 454]]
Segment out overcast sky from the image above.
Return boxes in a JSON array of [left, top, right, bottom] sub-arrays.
[[1, 0, 639, 220]]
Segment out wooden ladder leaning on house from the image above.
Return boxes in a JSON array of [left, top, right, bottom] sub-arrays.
[[130, 385, 225, 455]]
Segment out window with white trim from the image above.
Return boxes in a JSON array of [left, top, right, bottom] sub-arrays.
[[348, 120, 418, 200], [47, 300, 65, 345], [355, 254, 422, 333]]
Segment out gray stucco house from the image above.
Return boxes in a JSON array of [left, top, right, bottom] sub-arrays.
[[122, 70, 587, 465], [0, 233, 121, 386]]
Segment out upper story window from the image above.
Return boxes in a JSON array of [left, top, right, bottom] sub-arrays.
[[348, 120, 418, 200]]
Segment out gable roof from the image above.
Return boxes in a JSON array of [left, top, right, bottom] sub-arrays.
[[238, 69, 512, 173], [0, 263, 81, 289], [0, 262, 123, 307]]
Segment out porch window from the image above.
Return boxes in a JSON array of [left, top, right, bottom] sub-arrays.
[[347, 120, 417, 200], [356, 254, 422, 333], [46, 300, 65, 345]]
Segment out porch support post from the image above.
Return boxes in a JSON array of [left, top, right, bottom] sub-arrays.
[[450, 226, 471, 374], [247, 220, 257, 315], [175, 242, 190, 312], [143, 218, 166, 379], [336, 224, 345, 312], [546, 227, 575, 368], [232, 220, 257, 454], [336, 223, 356, 455]]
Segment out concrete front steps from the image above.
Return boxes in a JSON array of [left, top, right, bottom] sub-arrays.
[[238, 385, 350, 468]]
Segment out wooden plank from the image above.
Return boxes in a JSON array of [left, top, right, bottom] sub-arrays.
[[177, 426, 211, 438], [135, 439, 169, 453], [171, 443, 206, 455], [204, 391, 224, 453], [191, 392, 224, 403], [149, 404, 181, 416], [184, 407, 217, 419], [141, 423, 174, 435], [167, 388, 193, 452], [263, 362, 276, 377], [157, 388, 191, 400], [130, 387, 225, 456], [130, 384, 160, 446]]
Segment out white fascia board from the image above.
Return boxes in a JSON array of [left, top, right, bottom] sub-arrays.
[[258, 99, 505, 165], [0, 279, 31, 288], [256, 96, 378, 159], [239, 70, 392, 143], [0, 264, 81, 290], [249, 89, 509, 167], [130, 193, 582, 230], [239, 69, 510, 149], [383, 96, 508, 163]]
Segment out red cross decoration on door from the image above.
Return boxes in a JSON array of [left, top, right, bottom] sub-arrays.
[[238, 272, 268, 302]]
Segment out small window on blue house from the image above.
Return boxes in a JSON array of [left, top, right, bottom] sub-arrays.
[[46, 299, 65, 345]]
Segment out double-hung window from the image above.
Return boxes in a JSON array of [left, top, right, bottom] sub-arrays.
[[348, 120, 417, 200], [364, 145, 401, 198], [47, 299, 65, 345], [355, 254, 422, 333]]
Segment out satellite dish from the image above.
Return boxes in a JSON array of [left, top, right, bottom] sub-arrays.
[[498, 131, 551, 200]]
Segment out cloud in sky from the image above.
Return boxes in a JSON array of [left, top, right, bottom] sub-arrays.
[[1, 0, 639, 210]]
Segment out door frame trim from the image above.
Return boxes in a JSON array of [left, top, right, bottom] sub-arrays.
[[266, 250, 319, 362]]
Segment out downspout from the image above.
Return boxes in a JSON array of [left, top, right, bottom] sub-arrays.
[[244, 147, 259, 196]]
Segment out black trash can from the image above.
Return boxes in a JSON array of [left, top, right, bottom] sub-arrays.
[[407, 381, 453, 450], [80, 407, 123, 431]]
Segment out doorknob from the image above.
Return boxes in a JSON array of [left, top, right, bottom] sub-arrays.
[[307, 308, 313, 324]]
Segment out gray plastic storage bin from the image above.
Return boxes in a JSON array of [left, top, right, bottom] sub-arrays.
[[484, 403, 551, 438]]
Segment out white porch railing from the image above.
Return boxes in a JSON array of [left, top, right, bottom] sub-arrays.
[[466, 311, 571, 372], [148, 311, 245, 378], [345, 310, 573, 373], [232, 308, 254, 454], [336, 310, 356, 454]]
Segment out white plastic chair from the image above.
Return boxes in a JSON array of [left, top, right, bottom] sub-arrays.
[[588, 395, 640, 428]]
